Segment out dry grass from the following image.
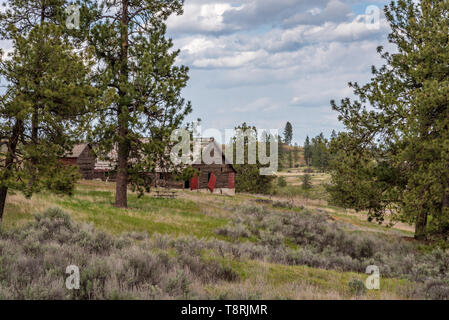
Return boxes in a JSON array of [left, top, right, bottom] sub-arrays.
[[3, 179, 443, 300], [203, 260, 412, 300]]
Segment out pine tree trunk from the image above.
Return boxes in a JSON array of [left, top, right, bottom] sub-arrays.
[[442, 192, 449, 238], [0, 120, 22, 222], [115, 0, 129, 208], [28, 108, 39, 190], [414, 210, 428, 240], [115, 123, 129, 208], [0, 187, 7, 222]]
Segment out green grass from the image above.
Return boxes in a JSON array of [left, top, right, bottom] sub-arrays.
[[201, 258, 413, 299], [4, 184, 229, 239], [55, 192, 227, 238], [2, 180, 421, 300], [274, 182, 329, 200]]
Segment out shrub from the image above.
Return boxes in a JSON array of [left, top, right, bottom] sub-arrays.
[[217, 204, 449, 295], [0, 208, 244, 300], [348, 279, 366, 296], [423, 280, 449, 300], [215, 223, 251, 240], [4, 206, 449, 300], [277, 177, 287, 188], [301, 174, 312, 190]]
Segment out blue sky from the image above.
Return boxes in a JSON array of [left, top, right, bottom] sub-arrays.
[[166, 0, 392, 145], [0, 0, 393, 145]]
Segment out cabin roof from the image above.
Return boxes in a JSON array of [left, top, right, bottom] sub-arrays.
[[192, 138, 236, 172], [64, 144, 92, 158], [90, 138, 236, 172]]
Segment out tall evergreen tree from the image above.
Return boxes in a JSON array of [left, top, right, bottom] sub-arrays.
[[293, 142, 299, 165], [328, 0, 449, 240], [304, 136, 311, 166], [311, 133, 329, 172], [283, 121, 293, 146], [232, 123, 275, 194], [0, 0, 97, 221], [276, 134, 284, 170], [288, 150, 293, 168], [331, 130, 337, 141], [87, 0, 192, 207]]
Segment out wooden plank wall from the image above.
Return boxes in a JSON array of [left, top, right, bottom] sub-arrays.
[[76, 147, 96, 179], [192, 163, 235, 189]]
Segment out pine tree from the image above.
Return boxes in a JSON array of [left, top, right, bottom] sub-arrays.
[[0, 0, 97, 221], [293, 142, 299, 165], [331, 130, 337, 141], [277, 134, 284, 170], [329, 0, 449, 240], [304, 136, 311, 166], [233, 123, 275, 194], [301, 174, 312, 190], [311, 133, 329, 172], [87, 0, 192, 207], [283, 121, 293, 146], [288, 150, 293, 169]]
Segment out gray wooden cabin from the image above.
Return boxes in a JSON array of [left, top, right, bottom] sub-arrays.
[[61, 144, 96, 180]]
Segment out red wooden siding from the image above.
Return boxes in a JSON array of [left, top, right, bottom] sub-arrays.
[[228, 172, 235, 189], [190, 175, 199, 190], [208, 173, 216, 192]]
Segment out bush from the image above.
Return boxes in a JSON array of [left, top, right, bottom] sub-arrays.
[[301, 174, 312, 190], [215, 204, 449, 296], [348, 279, 366, 296], [0, 208, 244, 300], [4, 206, 449, 300], [277, 176, 287, 188], [216, 223, 251, 240], [423, 280, 449, 300]]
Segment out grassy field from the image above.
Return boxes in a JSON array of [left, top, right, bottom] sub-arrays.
[[4, 178, 440, 299], [0, 169, 449, 299]]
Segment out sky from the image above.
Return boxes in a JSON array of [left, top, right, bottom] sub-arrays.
[[0, 0, 393, 146], [165, 0, 392, 145]]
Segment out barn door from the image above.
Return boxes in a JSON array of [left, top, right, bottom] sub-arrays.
[[190, 175, 198, 190], [228, 172, 235, 189], [208, 173, 216, 192]]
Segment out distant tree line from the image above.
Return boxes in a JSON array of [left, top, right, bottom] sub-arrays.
[[303, 131, 336, 172]]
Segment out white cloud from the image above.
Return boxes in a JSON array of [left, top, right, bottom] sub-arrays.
[[167, 2, 243, 34]]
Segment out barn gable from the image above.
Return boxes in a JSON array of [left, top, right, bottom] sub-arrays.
[[61, 144, 96, 179], [188, 138, 236, 195]]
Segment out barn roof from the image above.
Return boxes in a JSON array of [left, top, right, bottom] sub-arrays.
[[65, 144, 90, 158], [91, 138, 236, 172], [191, 138, 236, 172]]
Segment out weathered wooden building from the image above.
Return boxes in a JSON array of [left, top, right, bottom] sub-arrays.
[[63, 138, 236, 195], [61, 144, 96, 180], [187, 138, 236, 196]]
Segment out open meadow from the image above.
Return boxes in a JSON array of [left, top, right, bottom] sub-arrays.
[[2, 176, 448, 300]]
